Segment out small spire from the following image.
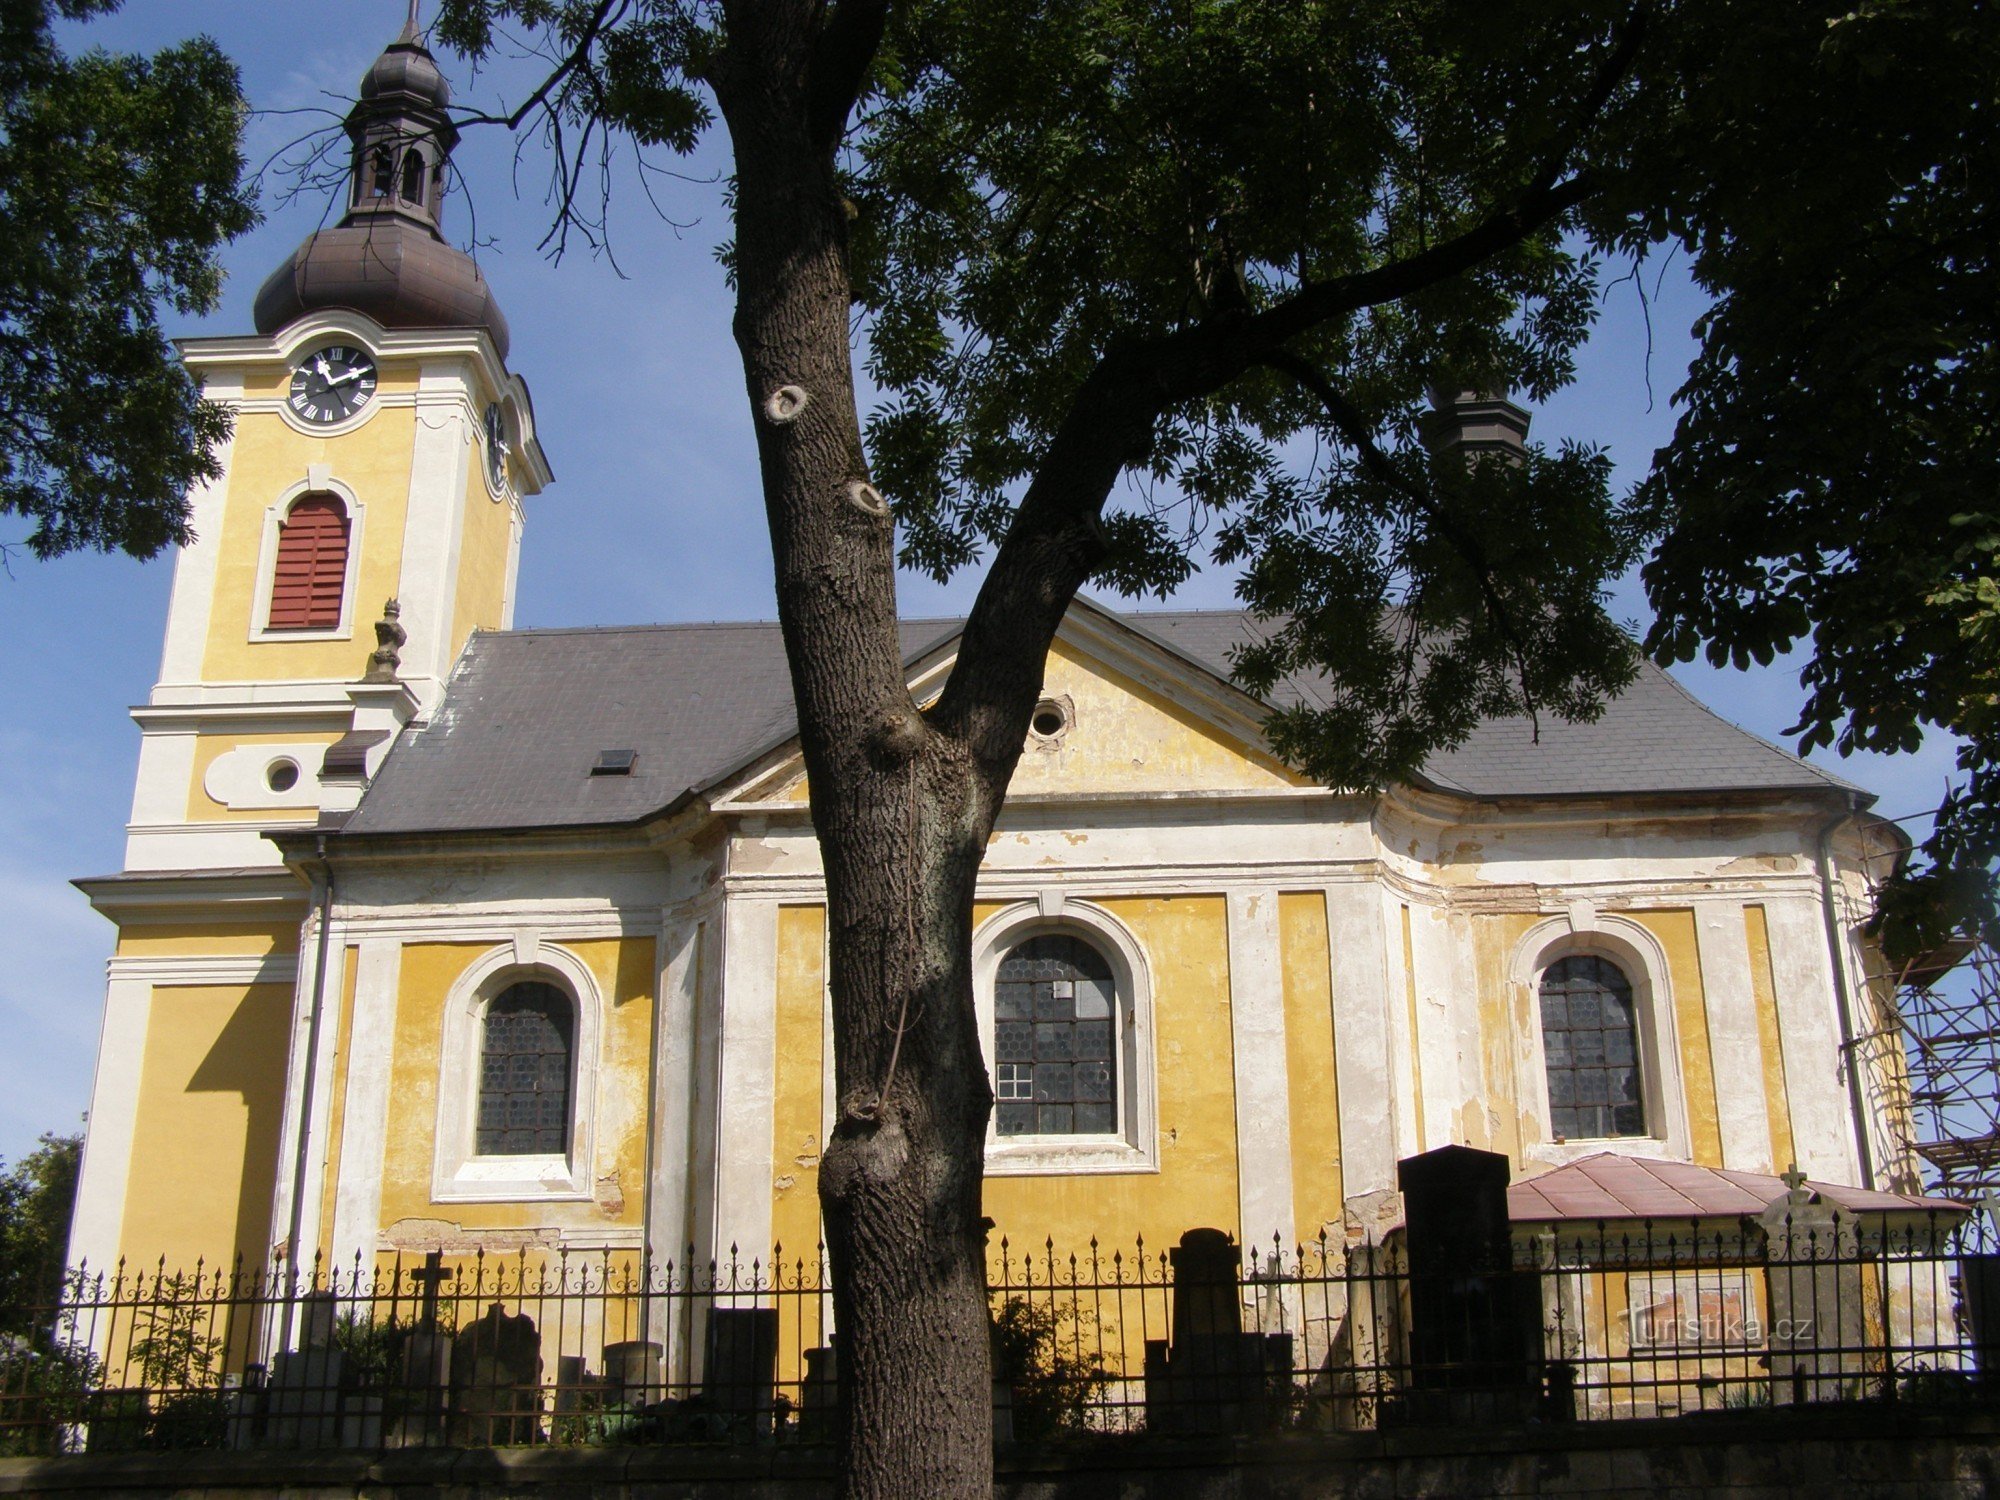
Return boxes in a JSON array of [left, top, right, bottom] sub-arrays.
[[403, 0, 422, 41]]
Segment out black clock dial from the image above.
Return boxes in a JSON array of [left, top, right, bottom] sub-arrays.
[[483, 402, 510, 490], [287, 344, 378, 425]]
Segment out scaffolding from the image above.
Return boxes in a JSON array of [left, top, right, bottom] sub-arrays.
[[1888, 940, 2000, 1216]]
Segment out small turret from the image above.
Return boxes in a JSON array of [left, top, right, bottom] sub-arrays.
[[253, 6, 509, 355]]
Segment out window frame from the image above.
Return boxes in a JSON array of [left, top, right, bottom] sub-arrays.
[[433, 940, 601, 1203], [249, 479, 366, 643], [971, 898, 1158, 1176], [1510, 913, 1691, 1168], [1537, 953, 1648, 1142]]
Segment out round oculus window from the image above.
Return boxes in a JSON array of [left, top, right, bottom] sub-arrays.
[[266, 759, 300, 793], [1029, 700, 1070, 740]]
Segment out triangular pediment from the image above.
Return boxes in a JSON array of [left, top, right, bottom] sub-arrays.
[[718, 600, 1310, 809]]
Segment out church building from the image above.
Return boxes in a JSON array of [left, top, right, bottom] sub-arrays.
[[69, 23, 1924, 1291]]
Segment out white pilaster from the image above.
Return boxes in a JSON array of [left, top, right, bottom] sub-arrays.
[[711, 898, 779, 1266], [646, 918, 704, 1266], [397, 367, 475, 702], [1763, 896, 1861, 1183], [1225, 888, 1295, 1250], [268, 913, 348, 1278], [153, 374, 240, 689], [1324, 881, 1399, 1196], [328, 940, 402, 1272], [1693, 899, 1776, 1171], [68, 977, 154, 1278]]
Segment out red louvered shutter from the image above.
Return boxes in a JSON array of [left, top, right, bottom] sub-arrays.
[[267, 494, 350, 630]]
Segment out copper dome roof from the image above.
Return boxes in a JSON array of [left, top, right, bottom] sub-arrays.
[[253, 20, 507, 357]]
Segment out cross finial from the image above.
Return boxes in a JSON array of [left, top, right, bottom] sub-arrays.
[[1780, 1162, 1811, 1204]]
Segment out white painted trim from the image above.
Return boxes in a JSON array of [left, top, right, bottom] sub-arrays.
[[1225, 888, 1296, 1248], [1509, 913, 1692, 1168], [646, 919, 702, 1262], [155, 387, 237, 687], [970, 898, 1160, 1176], [292, 937, 349, 1270], [105, 953, 297, 986], [69, 977, 154, 1276], [248, 478, 367, 643], [1323, 883, 1399, 1197], [431, 941, 604, 1202], [1762, 895, 1862, 1182], [202, 741, 331, 812], [711, 901, 779, 1256], [1693, 899, 1777, 1171], [329, 940, 402, 1269], [397, 369, 475, 687]]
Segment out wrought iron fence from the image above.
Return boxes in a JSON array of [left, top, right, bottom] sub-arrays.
[[3, 1213, 1994, 1456]]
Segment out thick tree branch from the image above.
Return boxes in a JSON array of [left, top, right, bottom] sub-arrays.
[[932, 165, 1600, 775], [926, 8, 1647, 784], [1251, 170, 1599, 352], [809, 0, 892, 147]]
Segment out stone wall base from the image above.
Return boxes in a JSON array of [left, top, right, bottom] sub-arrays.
[[4, 1404, 1996, 1499]]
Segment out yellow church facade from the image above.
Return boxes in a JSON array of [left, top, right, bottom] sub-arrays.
[[68, 24, 1916, 1295]]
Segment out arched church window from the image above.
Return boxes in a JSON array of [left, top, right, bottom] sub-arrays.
[[399, 147, 425, 206], [1539, 954, 1646, 1140], [372, 145, 395, 199], [266, 493, 350, 631], [476, 980, 574, 1156], [993, 933, 1118, 1136]]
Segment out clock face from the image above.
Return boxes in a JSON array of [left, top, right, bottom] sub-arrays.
[[483, 402, 510, 490], [287, 344, 378, 425]]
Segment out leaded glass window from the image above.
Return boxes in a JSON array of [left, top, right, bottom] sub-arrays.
[[476, 981, 573, 1156], [1538, 955, 1645, 1140], [993, 934, 1117, 1136]]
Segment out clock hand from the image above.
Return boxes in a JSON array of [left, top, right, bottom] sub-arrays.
[[325, 367, 369, 387], [314, 355, 333, 382]]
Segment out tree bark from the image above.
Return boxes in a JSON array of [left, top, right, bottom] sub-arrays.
[[708, 11, 1616, 1495], [715, 9, 1005, 1496]]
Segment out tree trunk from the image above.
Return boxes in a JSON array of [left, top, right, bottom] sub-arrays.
[[715, 16, 1005, 1497]]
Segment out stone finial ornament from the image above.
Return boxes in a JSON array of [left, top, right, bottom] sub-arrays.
[[365, 598, 407, 682]]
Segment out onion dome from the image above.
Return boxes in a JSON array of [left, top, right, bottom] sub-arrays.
[[253, 13, 508, 358]]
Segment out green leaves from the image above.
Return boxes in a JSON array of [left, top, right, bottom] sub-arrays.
[[0, 1, 256, 558], [856, 0, 1644, 786], [1628, 0, 2000, 953]]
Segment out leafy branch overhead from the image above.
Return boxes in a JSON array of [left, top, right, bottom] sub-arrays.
[[0, 1, 257, 558], [445, 0, 1991, 952]]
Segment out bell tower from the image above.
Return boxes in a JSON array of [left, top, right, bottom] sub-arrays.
[[69, 16, 552, 1280], [120, 14, 551, 872]]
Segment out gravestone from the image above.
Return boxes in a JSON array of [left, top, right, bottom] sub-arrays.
[[1396, 1145, 1539, 1423], [449, 1303, 543, 1445], [1142, 1228, 1292, 1433], [260, 1292, 348, 1449], [703, 1307, 779, 1437], [1758, 1168, 1867, 1405], [386, 1253, 452, 1447], [601, 1339, 662, 1404]]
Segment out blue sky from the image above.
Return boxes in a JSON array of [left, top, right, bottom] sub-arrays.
[[0, 2, 1964, 1167]]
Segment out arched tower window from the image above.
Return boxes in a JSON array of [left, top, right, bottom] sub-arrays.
[[371, 144, 395, 200], [266, 493, 350, 631], [476, 980, 574, 1156], [994, 933, 1118, 1136], [399, 147, 425, 206], [1539, 954, 1647, 1140]]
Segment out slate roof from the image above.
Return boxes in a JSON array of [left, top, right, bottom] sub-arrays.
[[340, 604, 1863, 837], [1507, 1153, 1964, 1221]]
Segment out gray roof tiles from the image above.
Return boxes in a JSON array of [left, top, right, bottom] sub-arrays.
[[341, 606, 1861, 837]]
